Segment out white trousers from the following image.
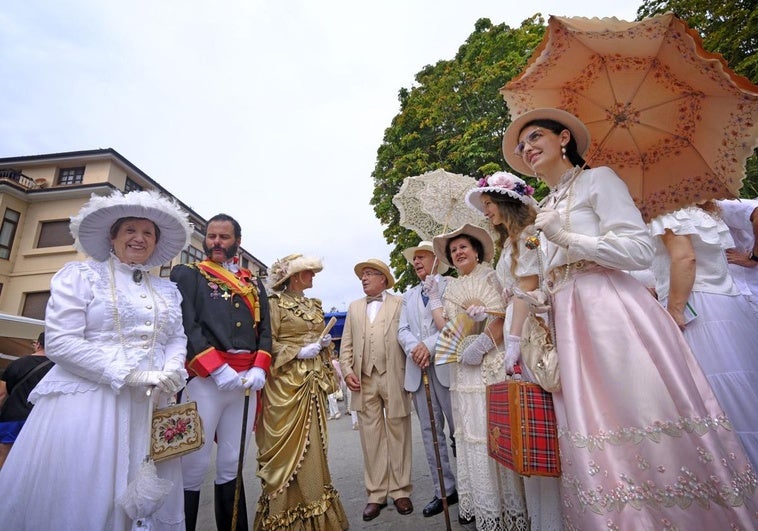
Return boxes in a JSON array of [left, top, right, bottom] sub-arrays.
[[181, 376, 257, 489]]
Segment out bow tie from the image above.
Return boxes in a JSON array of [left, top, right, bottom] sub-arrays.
[[366, 295, 383, 304]]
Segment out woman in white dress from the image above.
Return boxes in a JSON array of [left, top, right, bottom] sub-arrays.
[[466, 172, 563, 530], [501, 107, 757, 529], [430, 223, 528, 530], [649, 201, 758, 469], [718, 197, 758, 319], [0, 191, 193, 530]]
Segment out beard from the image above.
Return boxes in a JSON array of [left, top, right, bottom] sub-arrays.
[[203, 242, 239, 261]]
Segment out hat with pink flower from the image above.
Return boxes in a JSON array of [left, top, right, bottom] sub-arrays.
[[465, 171, 537, 213]]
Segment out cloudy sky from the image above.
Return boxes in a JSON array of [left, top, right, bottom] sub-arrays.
[[1, 0, 641, 311]]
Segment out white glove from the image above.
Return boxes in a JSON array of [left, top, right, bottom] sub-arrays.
[[243, 367, 266, 391], [125, 370, 184, 394], [466, 305, 488, 322], [504, 335, 521, 374], [514, 288, 551, 313], [423, 276, 443, 311], [160, 370, 186, 394], [460, 333, 494, 366], [297, 343, 321, 359], [210, 364, 244, 392], [535, 208, 594, 249], [319, 334, 332, 348]]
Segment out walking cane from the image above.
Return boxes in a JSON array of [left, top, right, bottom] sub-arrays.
[[423, 368, 452, 531], [231, 386, 251, 531]]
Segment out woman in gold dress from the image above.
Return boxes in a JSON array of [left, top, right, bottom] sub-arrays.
[[254, 254, 349, 530]]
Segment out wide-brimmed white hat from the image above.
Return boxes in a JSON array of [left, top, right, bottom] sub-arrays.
[[70, 190, 193, 267], [354, 258, 395, 289], [465, 171, 538, 213], [502, 108, 590, 176], [432, 223, 494, 268], [268, 253, 324, 290], [402, 241, 449, 275]]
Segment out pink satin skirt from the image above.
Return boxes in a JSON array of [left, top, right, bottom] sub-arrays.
[[549, 266, 757, 530]]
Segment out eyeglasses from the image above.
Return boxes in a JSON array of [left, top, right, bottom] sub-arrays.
[[514, 128, 545, 157], [361, 270, 383, 278]]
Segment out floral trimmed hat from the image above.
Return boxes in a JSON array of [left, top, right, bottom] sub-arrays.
[[465, 171, 537, 213], [268, 253, 323, 291]]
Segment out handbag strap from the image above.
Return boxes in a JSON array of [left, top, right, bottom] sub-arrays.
[[533, 225, 559, 347]]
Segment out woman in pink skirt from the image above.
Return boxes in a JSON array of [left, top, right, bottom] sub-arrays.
[[502, 107, 757, 530]]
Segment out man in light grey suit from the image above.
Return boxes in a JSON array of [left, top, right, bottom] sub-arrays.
[[340, 258, 413, 522], [397, 242, 458, 518]]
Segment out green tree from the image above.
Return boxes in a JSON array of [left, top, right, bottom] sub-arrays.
[[371, 16, 545, 290], [637, 0, 758, 196]]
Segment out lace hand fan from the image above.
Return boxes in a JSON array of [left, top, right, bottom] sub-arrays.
[[443, 270, 506, 318], [435, 313, 479, 365]]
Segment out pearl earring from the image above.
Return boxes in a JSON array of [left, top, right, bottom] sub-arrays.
[[561, 145, 567, 160]]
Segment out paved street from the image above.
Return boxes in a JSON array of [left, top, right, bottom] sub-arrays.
[[196, 401, 472, 530]]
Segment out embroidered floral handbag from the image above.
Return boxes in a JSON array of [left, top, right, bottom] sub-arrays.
[[150, 397, 204, 463]]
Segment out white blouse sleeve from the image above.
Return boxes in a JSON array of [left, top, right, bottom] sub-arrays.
[[649, 207, 735, 249], [44, 262, 131, 391], [567, 167, 654, 271]]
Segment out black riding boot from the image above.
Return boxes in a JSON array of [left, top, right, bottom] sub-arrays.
[[214, 479, 248, 531], [184, 490, 200, 531]]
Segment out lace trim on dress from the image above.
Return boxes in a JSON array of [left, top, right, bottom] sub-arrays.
[[561, 462, 757, 517], [560, 414, 733, 451]]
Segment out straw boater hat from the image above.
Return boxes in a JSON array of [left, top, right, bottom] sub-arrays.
[[267, 253, 324, 291], [465, 171, 538, 213], [353, 258, 395, 289], [402, 241, 449, 275], [502, 108, 591, 177], [432, 223, 495, 268], [69, 190, 192, 268]]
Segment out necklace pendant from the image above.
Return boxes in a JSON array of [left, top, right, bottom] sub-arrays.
[[132, 269, 143, 284]]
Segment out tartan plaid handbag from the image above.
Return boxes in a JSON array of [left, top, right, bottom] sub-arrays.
[[486, 376, 561, 477]]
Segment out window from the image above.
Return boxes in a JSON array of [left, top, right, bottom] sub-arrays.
[[57, 166, 84, 185], [124, 177, 143, 192], [0, 208, 20, 259], [37, 220, 75, 248], [22, 291, 50, 320], [181, 245, 204, 264], [160, 263, 172, 277]]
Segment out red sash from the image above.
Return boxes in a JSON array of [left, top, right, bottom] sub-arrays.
[[196, 260, 261, 323]]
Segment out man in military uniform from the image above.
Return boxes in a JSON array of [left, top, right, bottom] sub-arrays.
[[171, 213, 271, 531]]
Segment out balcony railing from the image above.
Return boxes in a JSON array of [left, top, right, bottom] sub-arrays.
[[0, 169, 41, 189]]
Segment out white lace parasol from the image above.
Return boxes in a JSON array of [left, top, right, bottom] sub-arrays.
[[392, 168, 495, 241]]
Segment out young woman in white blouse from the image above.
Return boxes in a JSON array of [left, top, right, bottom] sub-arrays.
[[502, 107, 757, 530]]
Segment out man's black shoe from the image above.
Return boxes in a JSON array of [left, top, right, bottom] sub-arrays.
[[422, 490, 458, 517]]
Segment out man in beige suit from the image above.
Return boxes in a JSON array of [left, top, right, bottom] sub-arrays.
[[340, 258, 413, 522]]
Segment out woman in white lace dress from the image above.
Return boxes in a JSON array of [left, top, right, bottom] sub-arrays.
[[649, 201, 758, 469], [0, 191, 192, 531], [466, 172, 563, 530], [430, 223, 528, 530]]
